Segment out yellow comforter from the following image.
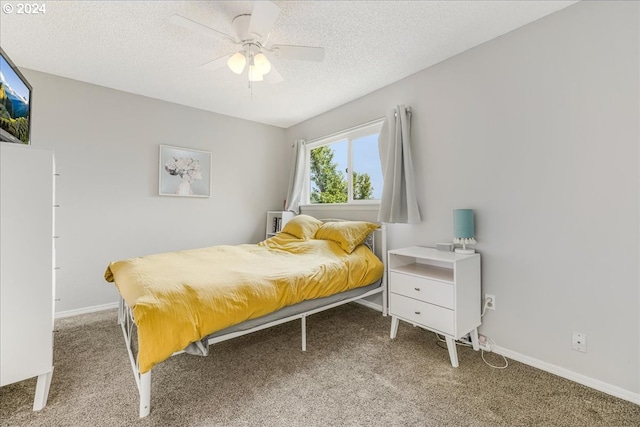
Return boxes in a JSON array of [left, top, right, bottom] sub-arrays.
[[104, 233, 383, 373]]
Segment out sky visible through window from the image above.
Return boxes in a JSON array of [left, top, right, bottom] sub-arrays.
[[331, 133, 383, 199]]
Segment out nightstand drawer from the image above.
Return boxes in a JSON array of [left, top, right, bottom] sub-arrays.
[[388, 271, 453, 309], [389, 293, 454, 335]]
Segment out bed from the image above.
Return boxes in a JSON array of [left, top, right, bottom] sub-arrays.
[[104, 216, 387, 417]]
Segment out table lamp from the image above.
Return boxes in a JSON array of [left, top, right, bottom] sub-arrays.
[[453, 209, 476, 254]]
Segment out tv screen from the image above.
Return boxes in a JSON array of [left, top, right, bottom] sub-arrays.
[[0, 47, 32, 145]]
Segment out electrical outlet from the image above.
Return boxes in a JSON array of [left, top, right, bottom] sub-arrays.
[[572, 332, 587, 353], [485, 294, 496, 311]]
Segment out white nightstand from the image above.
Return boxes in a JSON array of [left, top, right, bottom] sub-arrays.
[[388, 246, 481, 367]]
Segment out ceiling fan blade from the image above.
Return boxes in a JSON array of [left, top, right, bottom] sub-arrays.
[[199, 54, 233, 71], [264, 65, 284, 84], [271, 45, 325, 62], [169, 14, 238, 43], [248, 1, 280, 42]]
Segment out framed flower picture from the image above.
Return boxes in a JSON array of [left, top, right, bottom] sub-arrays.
[[159, 145, 211, 197]]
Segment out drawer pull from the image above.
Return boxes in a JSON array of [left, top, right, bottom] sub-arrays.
[[414, 287, 421, 291], [414, 311, 421, 315]]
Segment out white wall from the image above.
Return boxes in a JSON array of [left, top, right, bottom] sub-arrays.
[[23, 70, 289, 314], [286, 2, 639, 397]]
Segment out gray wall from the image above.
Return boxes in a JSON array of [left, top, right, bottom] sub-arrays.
[[24, 70, 289, 313], [286, 1, 639, 396]]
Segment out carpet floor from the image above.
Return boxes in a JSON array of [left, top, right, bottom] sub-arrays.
[[1, 304, 639, 426]]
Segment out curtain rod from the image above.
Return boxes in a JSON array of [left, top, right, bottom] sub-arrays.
[[395, 106, 412, 118]]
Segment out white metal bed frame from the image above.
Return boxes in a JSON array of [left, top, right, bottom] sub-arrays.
[[117, 224, 387, 417]]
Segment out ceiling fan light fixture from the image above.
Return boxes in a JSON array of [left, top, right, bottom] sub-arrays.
[[248, 65, 264, 81], [253, 52, 271, 75], [172, 0, 325, 87], [227, 52, 247, 74]]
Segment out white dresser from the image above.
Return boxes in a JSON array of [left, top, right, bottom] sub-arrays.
[[388, 246, 480, 367], [0, 142, 55, 410]]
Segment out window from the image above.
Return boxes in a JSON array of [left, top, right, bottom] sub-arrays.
[[305, 120, 384, 205]]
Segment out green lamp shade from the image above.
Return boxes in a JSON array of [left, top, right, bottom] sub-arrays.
[[453, 209, 475, 239]]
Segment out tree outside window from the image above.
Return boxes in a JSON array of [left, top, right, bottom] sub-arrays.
[[307, 121, 383, 205]]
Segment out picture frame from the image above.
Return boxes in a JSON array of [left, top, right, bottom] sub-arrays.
[[159, 145, 211, 198]]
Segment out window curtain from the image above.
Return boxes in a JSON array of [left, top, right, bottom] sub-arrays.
[[377, 105, 421, 224], [284, 139, 306, 214]]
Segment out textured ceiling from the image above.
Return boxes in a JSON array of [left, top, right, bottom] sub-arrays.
[[0, 1, 577, 128]]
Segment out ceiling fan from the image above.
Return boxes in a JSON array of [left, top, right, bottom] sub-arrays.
[[169, 1, 325, 84]]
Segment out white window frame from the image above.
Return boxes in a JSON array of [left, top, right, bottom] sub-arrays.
[[302, 119, 384, 207]]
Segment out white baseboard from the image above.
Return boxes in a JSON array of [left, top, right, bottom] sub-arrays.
[[493, 344, 640, 405], [55, 302, 118, 319]]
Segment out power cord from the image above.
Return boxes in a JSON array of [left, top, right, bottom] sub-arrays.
[[434, 332, 509, 369], [433, 296, 508, 368], [481, 297, 491, 317], [480, 336, 508, 369]]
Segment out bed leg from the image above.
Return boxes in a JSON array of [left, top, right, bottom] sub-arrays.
[[139, 371, 151, 418], [301, 315, 307, 352], [382, 284, 388, 317], [117, 297, 124, 325]]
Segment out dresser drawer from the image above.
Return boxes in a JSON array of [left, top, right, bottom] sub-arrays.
[[389, 293, 454, 335], [389, 271, 453, 309]]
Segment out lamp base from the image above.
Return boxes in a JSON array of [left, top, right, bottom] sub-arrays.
[[455, 248, 475, 254]]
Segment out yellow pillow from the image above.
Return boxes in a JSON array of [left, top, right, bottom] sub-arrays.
[[315, 221, 379, 253], [281, 215, 323, 240]]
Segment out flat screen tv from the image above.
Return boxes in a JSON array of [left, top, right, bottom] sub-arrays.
[[0, 47, 32, 145]]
